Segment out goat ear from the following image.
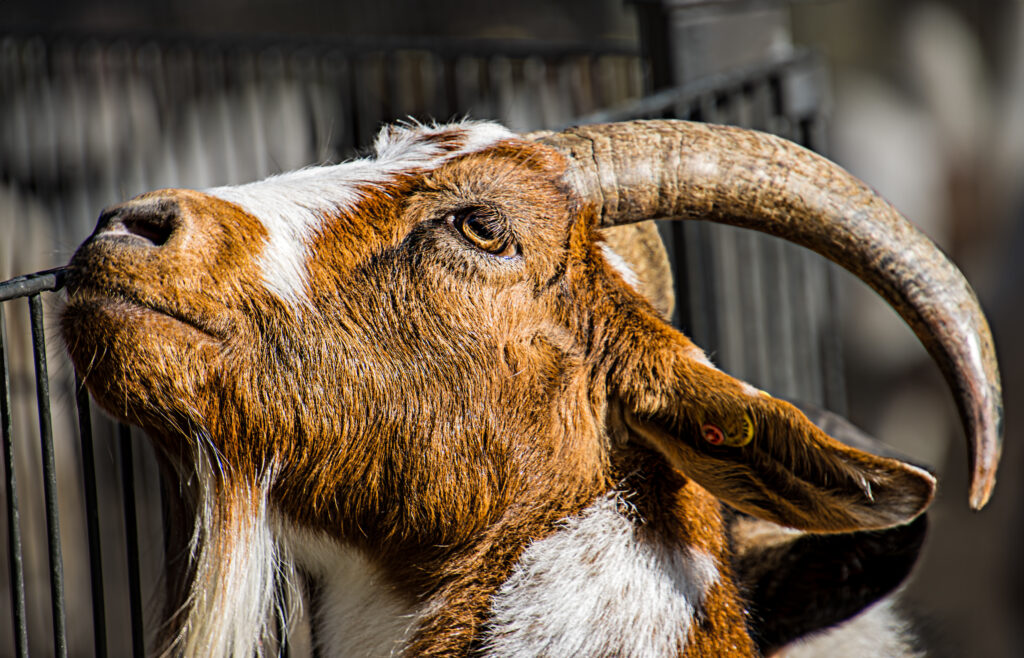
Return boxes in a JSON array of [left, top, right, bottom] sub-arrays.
[[727, 406, 930, 654], [613, 321, 935, 533]]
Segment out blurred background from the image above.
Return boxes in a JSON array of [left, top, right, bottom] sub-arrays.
[[1, 0, 1021, 656]]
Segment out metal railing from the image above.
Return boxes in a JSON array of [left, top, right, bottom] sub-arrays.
[[590, 49, 845, 415], [0, 30, 647, 657], [1, 269, 150, 657]]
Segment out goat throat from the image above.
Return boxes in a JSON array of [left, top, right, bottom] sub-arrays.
[[277, 521, 422, 657]]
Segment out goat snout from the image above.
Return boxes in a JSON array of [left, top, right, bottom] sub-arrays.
[[64, 187, 269, 355], [70, 188, 269, 293]]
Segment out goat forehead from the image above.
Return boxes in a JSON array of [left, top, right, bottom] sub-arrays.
[[206, 121, 516, 307]]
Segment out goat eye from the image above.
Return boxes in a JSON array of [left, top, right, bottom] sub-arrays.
[[447, 208, 517, 257]]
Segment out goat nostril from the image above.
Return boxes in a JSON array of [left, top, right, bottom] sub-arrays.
[[122, 216, 174, 246], [96, 199, 181, 247]]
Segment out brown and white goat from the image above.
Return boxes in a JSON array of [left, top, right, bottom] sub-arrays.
[[60, 119, 1003, 656]]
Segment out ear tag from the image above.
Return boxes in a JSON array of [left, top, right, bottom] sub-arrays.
[[734, 412, 755, 446], [702, 424, 726, 445], [701, 413, 755, 447]]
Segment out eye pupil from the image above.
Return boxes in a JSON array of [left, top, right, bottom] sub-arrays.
[[447, 207, 516, 257], [464, 213, 495, 241]]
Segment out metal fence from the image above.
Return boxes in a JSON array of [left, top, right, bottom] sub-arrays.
[[0, 26, 833, 657], [1, 264, 173, 658], [0, 31, 647, 658], [1, 34, 643, 251], [575, 49, 843, 415]]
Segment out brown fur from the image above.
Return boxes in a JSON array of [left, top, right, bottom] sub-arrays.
[[61, 127, 937, 655]]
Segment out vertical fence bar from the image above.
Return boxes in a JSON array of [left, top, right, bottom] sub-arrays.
[[28, 294, 66, 658], [120, 422, 146, 657], [822, 265, 848, 415], [1, 304, 29, 658], [75, 376, 107, 656]]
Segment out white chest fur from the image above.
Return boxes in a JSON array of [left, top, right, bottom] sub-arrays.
[[482, 494, 720, 657], [278, 494, 719, 657]]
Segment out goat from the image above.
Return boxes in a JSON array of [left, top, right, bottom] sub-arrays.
[[60, 119, 1003, 656]]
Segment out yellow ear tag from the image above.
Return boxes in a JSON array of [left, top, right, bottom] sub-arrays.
[[730, 412, 755, 447], [701, 412, 755, 447]]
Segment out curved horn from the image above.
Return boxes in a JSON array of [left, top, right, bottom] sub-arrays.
[[532, 119, 1002, 510]]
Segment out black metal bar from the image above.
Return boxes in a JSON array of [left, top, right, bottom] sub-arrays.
[[441, 55, 458, 120], [1, 304, 29, 658], [29, 293, 67, 658], [629, 0, 675, 93], [565, 50, 815, 129], [0, 267, 67, 302], [822, 264, 849, 416], [346, 54, 363, 153], [120, 422, 146, 657], [75, 376, 107, 656]]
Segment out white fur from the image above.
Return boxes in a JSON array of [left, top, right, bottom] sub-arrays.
[[776, 599, 923, 658], [601, 242, 642, 291], [166, 448, 418, 658], [277, 522, 422, 657], [208, 121, 514, 308], [685, 344, 718, 370], [162, 450, 293, 658], [741, 381, 766, 397], [483, 494, 720, 657]]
